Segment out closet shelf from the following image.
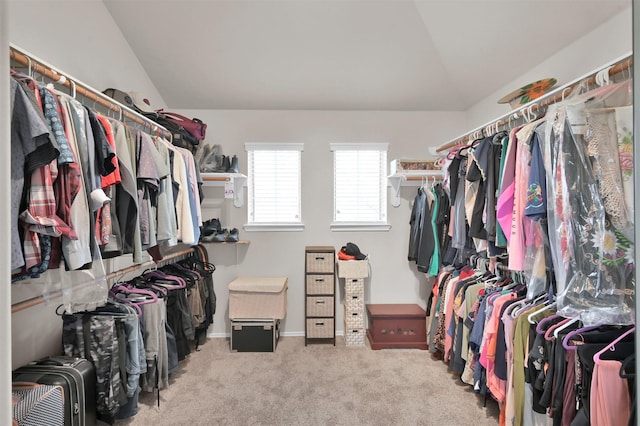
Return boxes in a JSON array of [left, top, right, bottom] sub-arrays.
[[201, 173, 247, 207], [387, 172, 443, 207], [201, 240, 250, 245]]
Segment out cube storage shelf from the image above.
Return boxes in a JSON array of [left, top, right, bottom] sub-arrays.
[[337, 260, 369, 347], [304, 246, 336, 346]]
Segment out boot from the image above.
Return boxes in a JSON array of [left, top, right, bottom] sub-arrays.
[[213, 155, 230, 173], [226, 155, 240, 174]]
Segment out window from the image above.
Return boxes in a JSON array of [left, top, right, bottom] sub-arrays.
[[330, 143, 389, 231], [245, 143, 304, 231]]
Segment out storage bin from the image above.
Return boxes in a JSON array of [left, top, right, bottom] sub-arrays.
[[306, 318, 335, 338], [228, 276, 288, 320], [344, 327, 365, 346], [344, 278, 365, 296], [337, 259, 369, 278], [306, 252, 335, 273], [306, 274, 335, 295], [344, 293, 364, 312], [306, 296, 334, 317], [344, 308, 365, 329], [230, 319, 280, 352]]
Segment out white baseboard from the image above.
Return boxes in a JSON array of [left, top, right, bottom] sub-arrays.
[[207, 330, 345, 338]]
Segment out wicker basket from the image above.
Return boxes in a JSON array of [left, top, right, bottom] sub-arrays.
[[306, 274, 335, 295], [306, 296, 334, 317], [306, 318, 334, 338], [344, 327, 365, 346], [344, 308, 365, 329], [344, 278, 364, 296], [337, 259, 369, 278], [344, 293, 364, 312], [306, 252, 335, 273]]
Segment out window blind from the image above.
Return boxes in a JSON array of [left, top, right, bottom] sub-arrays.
[[332, 144, 388, 223], [246, 143, 302, 224]]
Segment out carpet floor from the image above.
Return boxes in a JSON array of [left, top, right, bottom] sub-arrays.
[[112, 336, 499, 426]]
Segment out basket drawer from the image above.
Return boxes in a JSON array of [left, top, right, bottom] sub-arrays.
[[344, 327, 365, 346], [306, 296, 334, 317], [306, 274, 335, 295], [306, 318, 335, 338], [306, 252, 335, 273], [344, 293, 364, 312], [345, 278, 364, 296], [344, 308, 365, 329]]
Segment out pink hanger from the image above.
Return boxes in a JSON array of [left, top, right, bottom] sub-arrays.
[[594, 326, 635, 365], [544, 317, 572, 341]]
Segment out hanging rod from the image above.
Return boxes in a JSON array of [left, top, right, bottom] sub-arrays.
[[435, 52, 633, 153], [11, 246, 197, 314], [9, 44, 171, 140]]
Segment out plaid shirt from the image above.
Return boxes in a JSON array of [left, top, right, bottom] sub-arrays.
[[20, 86, 80, 272]]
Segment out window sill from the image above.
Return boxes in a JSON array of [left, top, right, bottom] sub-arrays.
[[243, 223, 305, 232], [330, 222, 391, 232]]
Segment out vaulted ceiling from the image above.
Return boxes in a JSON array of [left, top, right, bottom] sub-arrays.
[[103, 0, 630, 111]]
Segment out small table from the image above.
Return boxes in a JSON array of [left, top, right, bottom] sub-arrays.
[[366, 304, 427, 350]]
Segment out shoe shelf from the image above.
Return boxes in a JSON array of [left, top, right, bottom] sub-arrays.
[[201, 240, 250, 245], [387, 172, 443, 208], [201, 173, 247, 207]]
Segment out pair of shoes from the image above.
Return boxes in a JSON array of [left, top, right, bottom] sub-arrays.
[[200, 228, 226, 243], [212, 155, 240, 173], [200, 228, 240, 243], [200, 218, 221, 236]]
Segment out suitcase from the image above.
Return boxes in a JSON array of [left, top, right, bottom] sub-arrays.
[[13, 356, 97, 426], [12, 382, 64, 426]]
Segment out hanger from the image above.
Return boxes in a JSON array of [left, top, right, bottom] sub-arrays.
[[527, 301, 557, 324], [553, 315, 581, 339], [562, 323, 604, 351], [107, 294, 143, 316], [110, 282, 159, 306], [144, 270, 187, 289], [535, 313, 563, 334], [543, 317, 574, 341], [594, 326, 635, 364], [619, 354, 635, 379]]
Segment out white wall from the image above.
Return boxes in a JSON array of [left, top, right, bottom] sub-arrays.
[[7, 0, 167, 110], [465, 6, 632, 132], [176, 109, 466, 336]]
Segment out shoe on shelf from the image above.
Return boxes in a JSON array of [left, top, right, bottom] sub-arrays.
[[211, 229, 229, 243], [213, 155, 231, 173], [226, 228, 239, 242], [226, 155, 240, 174], [200, 232, 217, 243], [201, 218, 221, 236]]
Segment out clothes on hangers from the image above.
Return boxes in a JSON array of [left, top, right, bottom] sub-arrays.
[[10, 72, 206, 312], [60, 245, 216, 423]]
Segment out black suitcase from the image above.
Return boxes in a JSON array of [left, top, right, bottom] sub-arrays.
[[13, 356, 97, 426]]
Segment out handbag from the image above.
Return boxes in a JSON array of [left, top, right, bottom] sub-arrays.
[[156, 110, 207, 141]]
